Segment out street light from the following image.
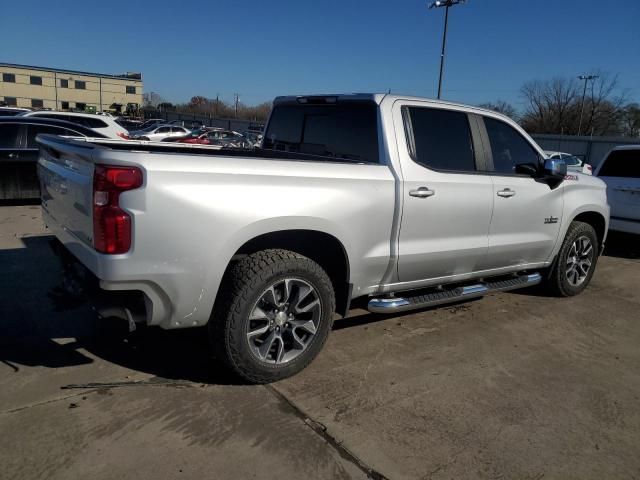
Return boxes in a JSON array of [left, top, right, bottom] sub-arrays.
[[428, 0, 467, 99], [577, 74, 599, 136]]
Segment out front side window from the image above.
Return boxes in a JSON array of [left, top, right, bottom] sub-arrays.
[[598, 150, 640, 178], [264, 102, 379, 163], [484, 117, 540, 174], [404, 106, 476, 172], [75, 81, 86, 90], [156, 127, 170, 133], [30, 76, 42, 86], [3, 73, 16, 83], [31, 99, 44, 108], [0, 124, 20, 148]]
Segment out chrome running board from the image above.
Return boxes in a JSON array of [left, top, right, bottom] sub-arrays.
[[368, 273, 542, 314]]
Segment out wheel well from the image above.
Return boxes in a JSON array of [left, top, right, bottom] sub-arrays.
[[231, 230, 351, 316], [573, 211, 606, 247]]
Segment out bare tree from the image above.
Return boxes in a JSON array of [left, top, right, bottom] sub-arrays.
[[520, 72, 627, 136], [620, 103, 640, 137], [142, 91, 165, 108], [478, 100, 518, 119]]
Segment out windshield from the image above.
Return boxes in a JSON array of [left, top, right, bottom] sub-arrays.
[[263, 102, 379, 163]]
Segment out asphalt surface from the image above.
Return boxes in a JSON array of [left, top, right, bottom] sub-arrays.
[[1, 204, 639, 480]]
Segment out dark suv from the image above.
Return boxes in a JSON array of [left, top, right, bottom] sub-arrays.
[[0, 117, 106, 200]]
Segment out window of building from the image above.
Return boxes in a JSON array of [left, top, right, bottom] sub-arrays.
[[74, 80, 86, 90], [126, 85, 136, 94], [2, 73, 16, 83], [3, 97, 17, 106], [60, 79, 68, 88], [75, 102, 86, 111], [61, 101, 69, 110], [404, 106, 476, 172], [31, 99, 44, 109], [30, 76, 43, 86], [484, 117, 540, 175]]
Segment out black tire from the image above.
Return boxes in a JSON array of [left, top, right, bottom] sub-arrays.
[[210, 249, 335, 384], [546, 221, 599, 297]]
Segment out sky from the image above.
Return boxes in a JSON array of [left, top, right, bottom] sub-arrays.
[[2, 0, 639, 111]]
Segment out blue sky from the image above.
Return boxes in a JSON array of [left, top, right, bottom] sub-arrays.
[[2, 0, 639, 110]]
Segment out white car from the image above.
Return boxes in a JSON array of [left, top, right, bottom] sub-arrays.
[[545, 151, 592, 175], [594, 145, 640, 235], [0, 106, 31, 116], [19, 111, 129, 139], [130, 124, 191, 142]]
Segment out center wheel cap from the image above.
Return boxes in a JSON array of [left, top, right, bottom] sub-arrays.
[[275, 311, 288, 327]]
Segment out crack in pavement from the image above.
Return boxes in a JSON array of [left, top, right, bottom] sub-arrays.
[[265, 384, 389, 480]]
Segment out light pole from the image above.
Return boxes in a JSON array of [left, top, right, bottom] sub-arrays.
[[429, 0, 467, 99], [577, 74, 598, 136]]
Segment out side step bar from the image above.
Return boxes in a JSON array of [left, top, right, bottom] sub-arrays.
[[368, 273, 542, 314]]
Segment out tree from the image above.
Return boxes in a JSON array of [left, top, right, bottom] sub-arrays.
[[142, 91, 165, 108], [620, 103, 640, 138], [478, 100, 518, 119], [520, 72, 627, 136]]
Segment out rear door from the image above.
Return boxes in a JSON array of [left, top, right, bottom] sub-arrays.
[[481, 116, 563, 269], [396, 103, 494, 284], [597, 149, 640, 223]]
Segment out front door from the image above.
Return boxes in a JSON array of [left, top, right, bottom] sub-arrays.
[[481, 116, 563, 270], [396, 103, 494, 285]]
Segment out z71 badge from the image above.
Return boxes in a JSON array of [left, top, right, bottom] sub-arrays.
[[544, 216, 559, 224], [564, 174, 579, 181]]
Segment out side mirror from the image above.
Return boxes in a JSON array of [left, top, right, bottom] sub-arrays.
[[543, 158, 567, 178], [515, 162, 539, 176]]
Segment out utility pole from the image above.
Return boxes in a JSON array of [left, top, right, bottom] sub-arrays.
[[428, 0, 467, 99], [234, 93, 239, 119], [577, 74, 598, 136]]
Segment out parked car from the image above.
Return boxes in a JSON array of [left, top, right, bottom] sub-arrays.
[[38, 93, 609, 383], [129, 125, 191, 141], [0, 106, 31, 117], [544, 151, 592, 175], [0, 117, 106, 200], [173, 129, 252, 148], [136, 119, 165, 130], [19, 111, 129, 139], [594, 145, 640, 234], [243, 131, 263, 147]]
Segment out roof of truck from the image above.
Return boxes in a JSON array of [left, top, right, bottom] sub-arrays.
[[272, 93, 513, 120]]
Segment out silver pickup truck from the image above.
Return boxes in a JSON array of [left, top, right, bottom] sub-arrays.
[[37, 94, 609, 383]]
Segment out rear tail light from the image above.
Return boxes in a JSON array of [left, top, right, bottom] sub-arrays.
[[117, 132, 130, 140], [93, 165, 143, 254]]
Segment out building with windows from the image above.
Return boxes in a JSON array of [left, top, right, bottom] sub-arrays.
[[0, 63, 143, 113]]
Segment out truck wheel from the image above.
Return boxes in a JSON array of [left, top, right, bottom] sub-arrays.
[[546, 221, 599, 297], [210, 249, 335, 384]]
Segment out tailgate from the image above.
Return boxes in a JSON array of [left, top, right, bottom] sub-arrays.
[[37, 135, 96, 247]]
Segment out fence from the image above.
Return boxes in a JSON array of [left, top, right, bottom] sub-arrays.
[[141, 107, 265, 132], [532, 134, 640, 168]]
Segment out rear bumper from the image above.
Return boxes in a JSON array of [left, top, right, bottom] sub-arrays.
[[44, 208, 173, 327]]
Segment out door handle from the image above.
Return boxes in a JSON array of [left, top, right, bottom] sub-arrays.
[[7, 153, 17, 159], [497, 188, 516, 198], [409, 187, 436, 198]]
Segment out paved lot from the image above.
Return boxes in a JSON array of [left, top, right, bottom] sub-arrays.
[[1, 204, 639, 480]]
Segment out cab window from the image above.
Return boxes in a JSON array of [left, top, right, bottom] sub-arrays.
[[484, 117, 540, 174]]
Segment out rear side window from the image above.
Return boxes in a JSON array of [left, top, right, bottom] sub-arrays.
[[0, 124, 20, 148], [264, 102, 379, 163], [484, 117, 540, 174], [26, 125, 81, 148], [404, 106, 475, 172], [598, 150, 640, 178], [80, 117, 108, 129]]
